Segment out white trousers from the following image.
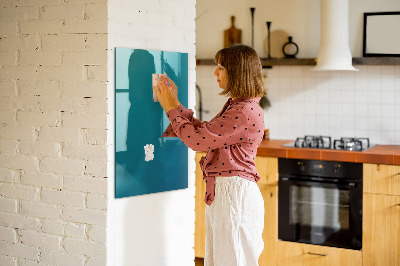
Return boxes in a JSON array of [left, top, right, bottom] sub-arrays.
[[205, 176, 265, 266]]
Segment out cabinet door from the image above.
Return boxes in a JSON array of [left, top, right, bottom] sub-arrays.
[[364, 164, 400, 196], [259, 185, 278, 266], [195, 152, 207, 258], [255, 156, 278, 186], [363, 193, 400, 266], [277, 241, 362, 266]]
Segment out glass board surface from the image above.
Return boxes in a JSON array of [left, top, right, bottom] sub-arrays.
[[115, 47, 188, 198]]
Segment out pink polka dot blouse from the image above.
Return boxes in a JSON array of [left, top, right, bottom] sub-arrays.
[[162, 97, 265, 205]]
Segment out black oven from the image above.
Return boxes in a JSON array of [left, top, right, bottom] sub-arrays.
[[278, 158, 363, 250]]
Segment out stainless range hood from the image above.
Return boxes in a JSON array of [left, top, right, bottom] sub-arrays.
[[314, 0, 358, 71]]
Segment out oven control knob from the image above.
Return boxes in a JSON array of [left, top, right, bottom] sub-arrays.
[[298, 161, 305, 171], [334, 164, 341, 174]]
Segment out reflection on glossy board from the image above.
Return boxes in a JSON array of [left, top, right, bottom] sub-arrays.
[[115, 47, 189, 198]]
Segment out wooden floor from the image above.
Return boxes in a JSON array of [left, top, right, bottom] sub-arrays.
[[195, 257, 204, 266]]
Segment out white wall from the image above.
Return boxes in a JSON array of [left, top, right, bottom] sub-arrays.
[[0, 1, 108, 265], [196, 0, 400, 58], [107, 0, 197, 265], [196, 0, 400, 145]]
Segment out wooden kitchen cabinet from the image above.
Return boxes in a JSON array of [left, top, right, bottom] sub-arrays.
[[363, 193, 400, 266], [194, 154, 279, 263], [364, 163, 400, 196], [276, 241, 362, 266], [255, 156, 278, 186], [195, 152, 207, 258], [259, 184, 278, 266], [363, 163, 400, 266]]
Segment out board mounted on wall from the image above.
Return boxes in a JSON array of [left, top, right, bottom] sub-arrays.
[[363, 11, 400, 57], [114, 47, 189, 199]]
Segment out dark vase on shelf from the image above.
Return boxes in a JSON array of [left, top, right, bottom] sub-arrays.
[[265, 21, 272, 59], [282, 36, 299, 58]]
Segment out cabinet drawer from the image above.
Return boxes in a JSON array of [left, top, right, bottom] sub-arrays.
[[364, 164, 400, 196], [277, 241, 362, 266]]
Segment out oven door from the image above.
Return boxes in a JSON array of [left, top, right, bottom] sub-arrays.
[[278, 176, 362, 250]]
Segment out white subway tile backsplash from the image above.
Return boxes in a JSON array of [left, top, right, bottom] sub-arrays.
[[291, 67, 303, 78], [367, 77, 381, 91], [279, 77, 291, 89], [316, 116, 330, 128], [381, 66, 395, 77], [367, 91, 381, 105], [329, 116, 342, 129], [341, 89, 355, 104], [355, 116, 368, 130], [328, 88, 342, 103], [355, 91, 368, 104], [368, 117, 382, 131], [342, 128, 355, 137], [316, 103, 329, 116], [328, 103, 341, 116], [382, 105, 395, 118], [396, 105, 400, 118], [367, 104, 382, 118], [355, 104, 368, 117], [342, 117, 355, 129], [291, 78, 304, 90], [316, 89, 329, 103], [382, 78, 395, 91], [277, 67, 292, 77], [341, 104, 355, 116], [368, 130, 382, 143], [382, 131, 396, 144], [382, 90, 395, 104], [395, 119, 400, 131], [197, 65, 400, 144], [382, 117, 396, 131], [304, 102, 316, 115], [328, 74, 341, 89], [395, 66, 400, 78]]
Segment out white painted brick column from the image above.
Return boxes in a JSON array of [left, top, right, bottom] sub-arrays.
[[0, 0, 108, 265], [107, 0, 197, 265]]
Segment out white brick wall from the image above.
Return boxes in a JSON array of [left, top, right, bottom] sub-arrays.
[[0, 0, 108, 265], [107, 0, 197, 265]]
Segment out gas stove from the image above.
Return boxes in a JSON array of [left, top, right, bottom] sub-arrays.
[[283, 135, 373, 151]]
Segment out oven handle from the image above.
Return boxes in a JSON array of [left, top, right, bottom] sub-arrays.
[[280, 177, 357, 189]]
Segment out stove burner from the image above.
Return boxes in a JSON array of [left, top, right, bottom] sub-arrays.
[[287, 136, 372, 151], [295, 135, 332, 149], [333, 137, 370, 151]]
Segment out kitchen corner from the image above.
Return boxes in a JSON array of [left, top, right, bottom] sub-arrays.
[[195, 140, 400, 265]]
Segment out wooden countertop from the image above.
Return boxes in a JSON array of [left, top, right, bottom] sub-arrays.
[[256, 139, 400, 165]]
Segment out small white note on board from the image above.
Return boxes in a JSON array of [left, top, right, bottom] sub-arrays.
[[144, 144, 154, 162]]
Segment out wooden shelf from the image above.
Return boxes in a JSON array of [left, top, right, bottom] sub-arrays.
[[352, 57, 400, 65], [196, 57, 400, 67]]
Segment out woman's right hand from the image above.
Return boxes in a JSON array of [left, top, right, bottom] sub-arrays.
[[160, 76, 180, 108]]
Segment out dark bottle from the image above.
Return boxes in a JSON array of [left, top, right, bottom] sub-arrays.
[[282, 36, 299, 58]]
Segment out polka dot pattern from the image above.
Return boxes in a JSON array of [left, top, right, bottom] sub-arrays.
[[162, 98, 265, 206]]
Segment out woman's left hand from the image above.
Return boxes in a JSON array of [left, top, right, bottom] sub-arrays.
[[153, 79, 175, 113]]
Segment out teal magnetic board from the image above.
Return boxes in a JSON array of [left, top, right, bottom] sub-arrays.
[[115, 47, 189, 198]]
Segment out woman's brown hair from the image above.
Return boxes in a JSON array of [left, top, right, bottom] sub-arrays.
[[214, 44, 266, 99]]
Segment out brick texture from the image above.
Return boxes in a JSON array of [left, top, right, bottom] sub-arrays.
[[0, 1, 108, 264]]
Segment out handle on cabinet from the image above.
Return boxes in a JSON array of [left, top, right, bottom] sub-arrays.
[[397, 204, 400, 207], [307, 252, 328, 256]]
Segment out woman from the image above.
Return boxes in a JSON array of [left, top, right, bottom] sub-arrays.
[[154, 44, 266, 266]]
